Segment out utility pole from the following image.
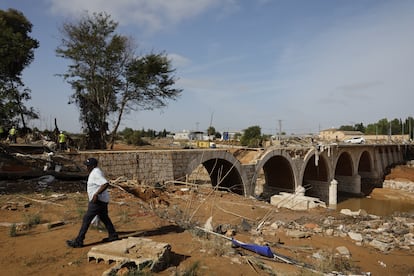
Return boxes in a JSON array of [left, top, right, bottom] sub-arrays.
[[389, 121, 392, 141], [208, 112, 214, 138], [278, 120, 282, 141]]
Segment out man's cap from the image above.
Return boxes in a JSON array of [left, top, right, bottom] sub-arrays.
[[84, 157, 98, 167]]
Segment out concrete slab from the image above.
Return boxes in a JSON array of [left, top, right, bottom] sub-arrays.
[[87, 237, 171, 272], [270, 193, 326, 210]]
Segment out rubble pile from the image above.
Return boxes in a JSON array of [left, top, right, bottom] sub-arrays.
[[0, 143, 85, 180], [259, 209, 414, 253], [383, 179, 414, 192]]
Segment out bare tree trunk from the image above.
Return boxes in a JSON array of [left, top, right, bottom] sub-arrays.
[[109, 101, 127, 150]]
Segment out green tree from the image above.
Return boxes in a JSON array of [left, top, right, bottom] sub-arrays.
[[365, 123, 377, 135], [207, 126, 216, 136], [354, 122, 365, 133], [404, 117, 414, 139], [338, 123, 365, 132], [240, 125, 262, 147], [56, 12, 182, 149], [160, 128, 168, 137], [390, 118, 401, 135], [0, 9, 39, 129], [338, 125, 354, 131], [376, 118, 389, 135]]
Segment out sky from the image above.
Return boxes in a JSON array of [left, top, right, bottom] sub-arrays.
[[1, 0, 414, 135]]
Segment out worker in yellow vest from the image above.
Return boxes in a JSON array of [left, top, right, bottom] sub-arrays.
[[8, 126, 17, 143], [58, 131, 67, 151]]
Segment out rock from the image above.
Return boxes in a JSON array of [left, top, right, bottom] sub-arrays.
[[41, 220, 65, 229], [240, 219, 252, 232], [286, 229, 310, 239], [270, 193, 326, 210], [340, 209, 367, 217], [369, 239, 392, 252], [403, 233, 414, 246], [335, 246, 351, 258], [348, 232, 363, 242]]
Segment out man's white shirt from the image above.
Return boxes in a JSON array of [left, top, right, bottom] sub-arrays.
[[87, 167, 110, 203]]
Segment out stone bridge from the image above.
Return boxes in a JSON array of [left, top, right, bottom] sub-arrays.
[[68, 143, 409, 206]]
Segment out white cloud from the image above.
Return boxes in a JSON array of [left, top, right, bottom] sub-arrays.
[[46, 0, 235, 32], [167, 53, 192, 68], [268, 1, 414, 129]]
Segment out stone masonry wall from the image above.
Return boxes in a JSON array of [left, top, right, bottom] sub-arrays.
[[66, 150, 208, 186], [67, 151, 176, 185]]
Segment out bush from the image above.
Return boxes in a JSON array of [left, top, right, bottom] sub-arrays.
[[9, 224, 17, 237]]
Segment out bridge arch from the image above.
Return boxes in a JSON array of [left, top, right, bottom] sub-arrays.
[[333, 151, 358, 200], [335, 152, 354, 176], [301, 149, 331, 202], [252, 149, 297, 199], [357, 150, 377, 194], [358, 150, 373, 173], [185, 151, 248, 196]]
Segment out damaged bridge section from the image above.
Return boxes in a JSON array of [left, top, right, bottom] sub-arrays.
[[67, 149, 250, 196]]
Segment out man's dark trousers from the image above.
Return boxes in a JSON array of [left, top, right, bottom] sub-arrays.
[[75, 200, 117, 243]]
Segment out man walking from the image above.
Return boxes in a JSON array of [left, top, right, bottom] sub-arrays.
[[66, 157, 118, 248]]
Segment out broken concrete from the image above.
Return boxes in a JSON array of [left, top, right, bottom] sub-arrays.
[[87, 237, 172, 272], [270, 192, 326, 210]]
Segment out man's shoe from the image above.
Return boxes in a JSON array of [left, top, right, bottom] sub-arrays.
[[102, 236, 119, 243], [66, 239, 83, 248]]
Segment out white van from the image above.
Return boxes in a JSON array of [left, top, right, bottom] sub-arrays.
[[344, 137, 365, 144]]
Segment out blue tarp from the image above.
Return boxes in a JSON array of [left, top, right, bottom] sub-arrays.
[[231, 238, 274, 258]]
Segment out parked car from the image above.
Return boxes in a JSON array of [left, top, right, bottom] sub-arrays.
[[344, 137, 366, 144]]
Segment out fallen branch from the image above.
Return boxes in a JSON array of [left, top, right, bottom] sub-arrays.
[[215, 204, 256, 221], [18, 196, 63, 207], [164, 180, 200, 187], [109, 182, 128, 193]]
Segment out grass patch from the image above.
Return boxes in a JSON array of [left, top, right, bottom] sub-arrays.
[[76, 206, 86, 219], [179, 261, 201, 276], [9, 223, 17, 237], [313, 249, 360, 275], [70, 257, 84, 266], [23, 252, 59, 267], [23, 213, 41, 228], [198, 235, 229, 257], [74, 195, 87, 219]]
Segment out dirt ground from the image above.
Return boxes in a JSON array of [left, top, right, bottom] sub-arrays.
[[1, 153, 414, 275]]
